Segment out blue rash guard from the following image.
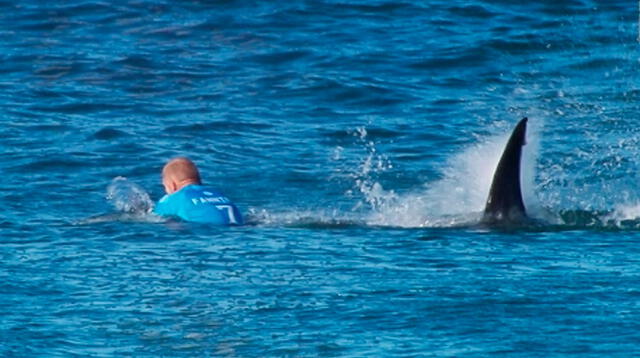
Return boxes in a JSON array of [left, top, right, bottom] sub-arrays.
[[154, 184, 243, 225]]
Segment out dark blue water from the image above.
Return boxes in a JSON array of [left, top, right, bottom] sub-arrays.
[[3, 1, 640, 356]]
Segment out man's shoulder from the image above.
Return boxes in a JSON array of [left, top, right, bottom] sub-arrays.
[[184, 185, 225, 198], [156, 187, 193, 207], [154, 193, 179, 215]]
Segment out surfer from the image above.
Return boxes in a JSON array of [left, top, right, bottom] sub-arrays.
[[154, 157, 243, 225]]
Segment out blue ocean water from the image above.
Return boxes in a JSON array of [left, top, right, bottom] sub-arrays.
[[2, 0, 640, 356]]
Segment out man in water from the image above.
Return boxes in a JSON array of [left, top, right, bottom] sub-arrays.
[[154, 157, 243, 225]]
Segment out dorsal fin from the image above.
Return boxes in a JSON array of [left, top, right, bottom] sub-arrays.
[[482, 117, 528, 224]]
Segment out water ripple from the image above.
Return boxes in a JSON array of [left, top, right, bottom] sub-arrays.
[[3, 0, 640, 356]]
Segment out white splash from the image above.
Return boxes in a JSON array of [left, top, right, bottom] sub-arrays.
[[106, 176, 154, 214], [360, 120, 543, 228], [245, 207, 358, 227], [73, 178, 160, 225], [249, 120, 545, 229], [604, 202, 640, 225]]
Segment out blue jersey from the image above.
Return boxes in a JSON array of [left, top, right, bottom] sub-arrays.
[[154, 185, 243, 225]]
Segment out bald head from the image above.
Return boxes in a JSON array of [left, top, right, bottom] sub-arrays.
[[161, 157, 202, 194]]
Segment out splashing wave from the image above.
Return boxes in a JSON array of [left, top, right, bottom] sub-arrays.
[[106, 176, 154, 214]]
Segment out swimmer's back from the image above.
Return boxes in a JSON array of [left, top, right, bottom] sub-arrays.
[[154, 184, 243, 225]]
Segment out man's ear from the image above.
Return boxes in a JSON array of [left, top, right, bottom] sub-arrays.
[[170, 180, 178, 193]]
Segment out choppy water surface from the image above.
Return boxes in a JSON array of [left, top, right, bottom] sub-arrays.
[[2, 0, 640, 356]]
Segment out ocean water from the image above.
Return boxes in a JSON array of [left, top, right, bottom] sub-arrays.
[[2, 0, 640, 356]]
